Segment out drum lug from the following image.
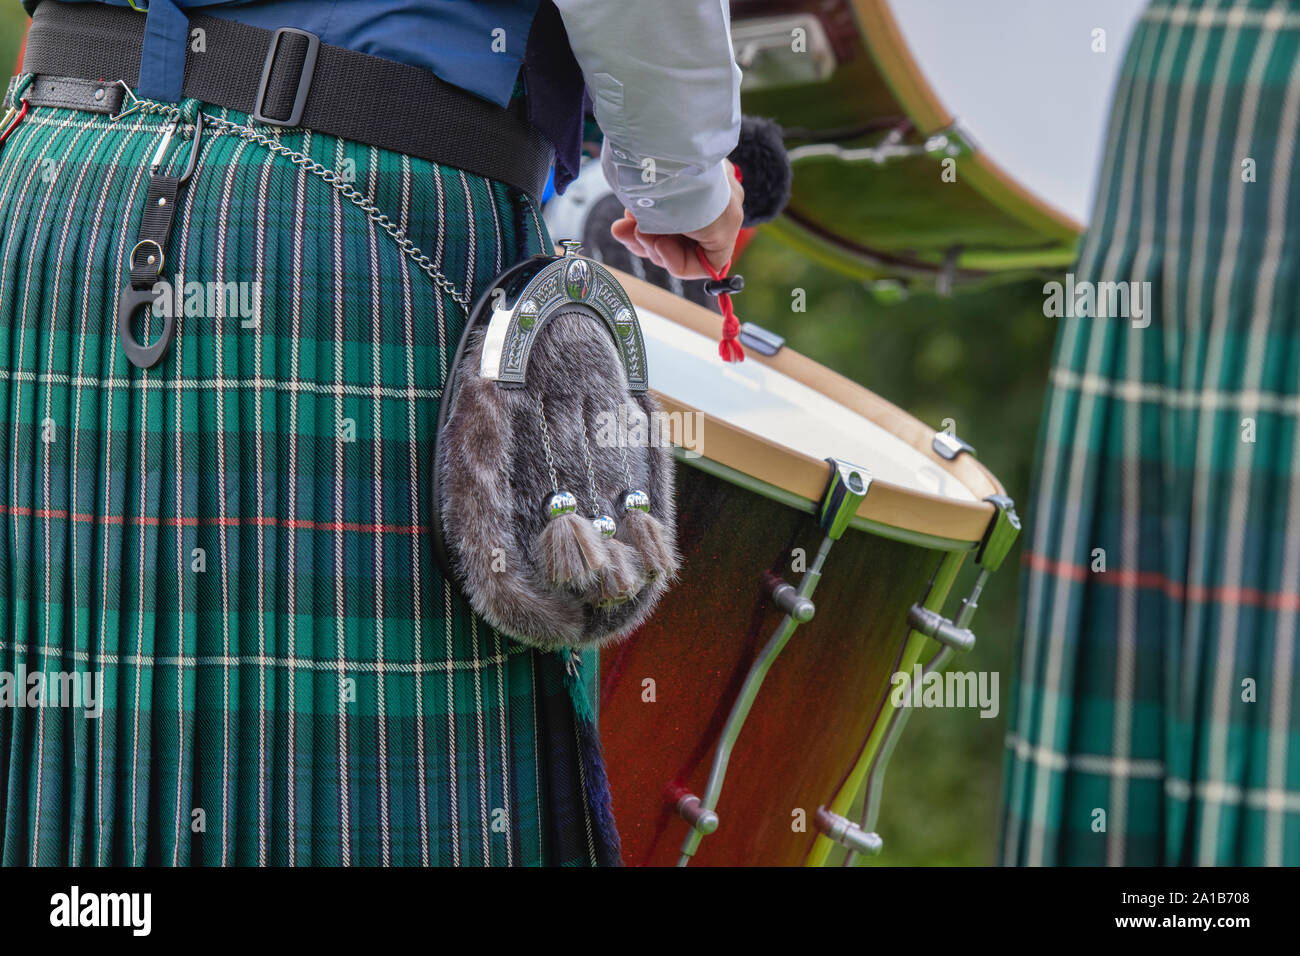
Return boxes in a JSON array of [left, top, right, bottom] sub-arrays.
[[672, 789, 719, 835], [815, 806, 882, 857], [923, 125, 971, 161], [907, 603, 975, 653], [976, 494, 1021, 572], [764, 572, 814, 622], [818, 458, 871, 539]]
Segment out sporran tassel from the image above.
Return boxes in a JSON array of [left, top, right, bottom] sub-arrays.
[[538, 500, 608, 589], [617, 505, 680, 581], [535, 400, 609, 588], [612, 434, 678, 582], [595, 537, 642, 606]]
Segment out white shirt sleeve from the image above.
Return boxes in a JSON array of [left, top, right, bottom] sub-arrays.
[[551, 0, 743, 235]]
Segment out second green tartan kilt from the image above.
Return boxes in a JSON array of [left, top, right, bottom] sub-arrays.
[[1002, 0, 1300, 866], [0, 90, 611, 866]]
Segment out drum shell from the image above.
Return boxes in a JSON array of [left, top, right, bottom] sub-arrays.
[[599, 461, 960, 866]]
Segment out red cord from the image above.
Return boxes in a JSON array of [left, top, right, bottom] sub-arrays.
[[696, 245, 745, 363], [0, 100, 29, 146]]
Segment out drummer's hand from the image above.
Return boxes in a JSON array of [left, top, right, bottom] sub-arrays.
[[610, 162, 744, 279]]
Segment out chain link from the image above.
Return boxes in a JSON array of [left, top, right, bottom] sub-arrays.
[[577, 411, 603, 517], [617, 402, 635, 490], [536, 396, 560, 493], [121, 100, 472, 312]]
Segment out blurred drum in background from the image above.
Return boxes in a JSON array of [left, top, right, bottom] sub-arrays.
[[598, 274, 1019, 866], [729, 0, 1146, 293]]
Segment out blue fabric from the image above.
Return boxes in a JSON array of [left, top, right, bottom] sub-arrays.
[[138, 0, 189, 101]]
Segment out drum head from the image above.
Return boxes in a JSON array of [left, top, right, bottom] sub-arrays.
[[642, 301, 975, 503], [621, 271, 1004, 548], [881, 0, 1147, 227]]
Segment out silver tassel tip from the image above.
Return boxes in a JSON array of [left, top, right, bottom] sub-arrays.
[[621, 489, 651, 513], [545, 490, 578, 520]]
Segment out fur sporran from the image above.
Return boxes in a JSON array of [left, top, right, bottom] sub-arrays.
[[434, 246, 679, 650]]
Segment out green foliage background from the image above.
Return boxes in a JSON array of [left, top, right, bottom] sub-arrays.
[[2, 7, 24, 95], [0, 7, 1060, 866]]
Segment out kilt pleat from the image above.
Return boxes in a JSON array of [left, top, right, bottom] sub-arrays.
[[0, 94, 609, 866], [1003, 0, 1300, 865]]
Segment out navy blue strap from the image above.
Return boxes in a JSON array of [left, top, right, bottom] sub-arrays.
[[138, 0, 188, 103]]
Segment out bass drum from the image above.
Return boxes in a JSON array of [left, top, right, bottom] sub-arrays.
[[600, 274, 1017, 866], [730, 0, 1147, 290]]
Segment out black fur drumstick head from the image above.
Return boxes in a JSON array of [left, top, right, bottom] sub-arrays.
[[437, 307, 679, 651], [730, 115, 793, 228]]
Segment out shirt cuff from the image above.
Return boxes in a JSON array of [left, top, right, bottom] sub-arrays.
[[606, 155, 734, 236]]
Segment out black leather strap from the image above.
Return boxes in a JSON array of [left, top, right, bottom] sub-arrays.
[[118, 170, 183, 370], [128, 175, 181, 290], [20, 75, 124, 115], [21, 1, 556, 200]]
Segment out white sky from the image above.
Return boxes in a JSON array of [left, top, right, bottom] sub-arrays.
[[885, 0, 1149, 224]]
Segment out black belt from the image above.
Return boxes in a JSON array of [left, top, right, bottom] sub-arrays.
[[18, 0, 555, 201]]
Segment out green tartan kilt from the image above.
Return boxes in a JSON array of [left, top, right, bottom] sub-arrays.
[[1002, 0, 1300, 866], [0, 92, 607, 866]]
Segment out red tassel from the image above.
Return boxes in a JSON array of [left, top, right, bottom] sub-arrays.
[[696, 246, 745, 363]]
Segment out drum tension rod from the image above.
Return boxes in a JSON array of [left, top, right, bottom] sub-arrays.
[[904, 494, 1020, 655], [843, 495, 1021, 866], [814, 806, 882, 858], [785, 120, 971, 167], [674, 459, 871, 866]]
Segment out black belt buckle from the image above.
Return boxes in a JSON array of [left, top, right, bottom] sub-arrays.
[[253, 26, 320, 127]]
